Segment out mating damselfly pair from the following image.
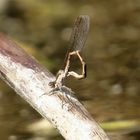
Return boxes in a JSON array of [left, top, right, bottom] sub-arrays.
[[50, 15, 90, 89]]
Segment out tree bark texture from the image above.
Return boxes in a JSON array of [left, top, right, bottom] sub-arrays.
[[0, 33, 110, 140]]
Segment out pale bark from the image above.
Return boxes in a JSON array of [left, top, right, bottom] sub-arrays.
[[0, 33, 110, 140]]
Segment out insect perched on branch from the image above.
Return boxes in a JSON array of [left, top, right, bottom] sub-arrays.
[[50, 15, 90, 89]]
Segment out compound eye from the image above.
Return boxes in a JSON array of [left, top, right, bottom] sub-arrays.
[[49, 81, 55, 87]]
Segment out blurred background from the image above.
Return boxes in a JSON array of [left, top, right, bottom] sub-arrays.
[[0, 0, 140, 140]]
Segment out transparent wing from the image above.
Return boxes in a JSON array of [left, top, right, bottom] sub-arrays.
[[69, 15, 90, 52]]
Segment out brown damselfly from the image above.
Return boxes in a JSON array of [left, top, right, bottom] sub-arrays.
[[51, 15, 90, 88]]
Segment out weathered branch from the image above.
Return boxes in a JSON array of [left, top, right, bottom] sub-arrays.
[[0, 33, 110, 140]]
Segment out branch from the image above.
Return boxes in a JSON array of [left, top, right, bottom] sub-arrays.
[[0, 33, 110, 140]]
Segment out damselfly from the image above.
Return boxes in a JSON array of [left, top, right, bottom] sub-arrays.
[[51, 15, 90, 88]]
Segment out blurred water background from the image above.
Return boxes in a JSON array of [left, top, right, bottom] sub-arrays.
[[0, 0, 140, 140]]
